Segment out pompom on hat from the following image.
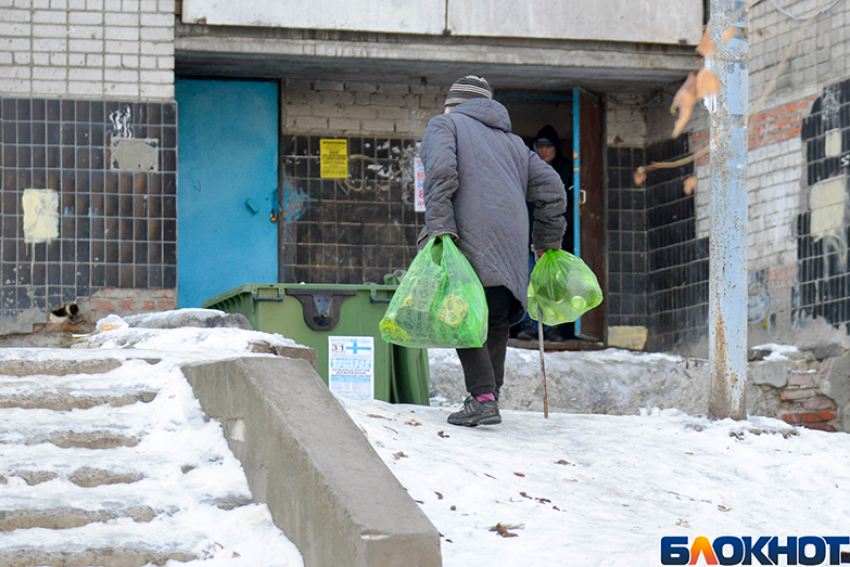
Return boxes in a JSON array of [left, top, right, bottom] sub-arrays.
[[445, 75, 493, 108]]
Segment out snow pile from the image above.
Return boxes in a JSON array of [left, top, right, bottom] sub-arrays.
[[428, 347, 710, 416], [74, 312, 302, 354]]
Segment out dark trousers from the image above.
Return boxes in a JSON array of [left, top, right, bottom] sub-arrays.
[[456, 286, 514, 398]]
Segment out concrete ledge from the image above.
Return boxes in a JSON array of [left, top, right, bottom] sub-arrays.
[[181, 357, 441, 567]]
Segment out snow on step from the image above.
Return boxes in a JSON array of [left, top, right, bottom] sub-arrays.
[[0, 353, 303, 567]]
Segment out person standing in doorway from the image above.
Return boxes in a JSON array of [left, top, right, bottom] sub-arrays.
[[419, 76, 566, 426], [515, 124, 575, 342]]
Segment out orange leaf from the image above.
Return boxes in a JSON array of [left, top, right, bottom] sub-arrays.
[[722, 27, 739, 44], [683, 176, 698, 195], [696, 69, 720, 98], [697, 28, 715, 57], [634, 167, 647, 186], [670, 73, 698, 138]]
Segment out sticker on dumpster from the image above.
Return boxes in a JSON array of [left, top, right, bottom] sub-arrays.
[[415, 156, 426, 212], [328, 336, 374, 400]]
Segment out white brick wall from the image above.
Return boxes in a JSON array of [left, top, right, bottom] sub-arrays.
[[749, 0, 848, 110], [606, 94, 649, 147], [282, 79, 448, 136], [0, 0, 174, 100], [745, 137, 804, 271]]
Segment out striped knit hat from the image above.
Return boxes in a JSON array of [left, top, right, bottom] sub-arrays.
[[445, 75, 493, 108]]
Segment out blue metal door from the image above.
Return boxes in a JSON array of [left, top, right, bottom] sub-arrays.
[[176, 79, 279, 307]]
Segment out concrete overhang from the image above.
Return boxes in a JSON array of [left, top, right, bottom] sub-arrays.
[[175, 24, 699, 93]]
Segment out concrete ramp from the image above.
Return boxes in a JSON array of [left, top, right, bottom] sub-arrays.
[[182, 357, 442, 567]]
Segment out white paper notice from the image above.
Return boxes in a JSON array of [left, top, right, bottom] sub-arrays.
[[414, 156, 426, 212], [328, 336, 375, 400]]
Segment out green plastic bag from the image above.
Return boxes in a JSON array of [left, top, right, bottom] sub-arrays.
[[380, 236, 488, 348], [528, 250, 603, 325]]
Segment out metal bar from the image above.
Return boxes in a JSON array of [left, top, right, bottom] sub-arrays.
[[708, 0, 748, 420]]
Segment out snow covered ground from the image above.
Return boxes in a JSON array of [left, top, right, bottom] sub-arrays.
[[344, 398, 850, 566], [3, 309, 850, 566]]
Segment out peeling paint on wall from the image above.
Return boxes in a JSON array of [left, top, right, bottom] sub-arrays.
[[21, 189, 59, 244], [809, 175, 847, 239], [111, 138, 160, 172], [608, 325, 648, 350]]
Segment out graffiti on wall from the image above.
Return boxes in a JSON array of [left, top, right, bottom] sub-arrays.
[[280, 181, 312, 223], [748, 269, 775, 334], [335, 141, 419, 202]]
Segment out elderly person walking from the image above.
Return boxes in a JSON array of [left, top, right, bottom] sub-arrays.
[[419, 76, 566, 426]]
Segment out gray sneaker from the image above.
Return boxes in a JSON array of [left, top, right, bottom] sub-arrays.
[[447, 396, 502, 427]]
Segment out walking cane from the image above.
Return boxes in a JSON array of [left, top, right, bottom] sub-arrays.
[[537, 302, 549, 419], [533, 250, 549, 419]]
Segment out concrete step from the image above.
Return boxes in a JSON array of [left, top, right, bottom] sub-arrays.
[[2, 466, 143, 488], [0, 429, 142, 449], [0, 358, 124, 377], [0, 360, 158, 411], [0, 388, 157, 411], [0, 547, 196, 567], [0, 350, 301, 567], [0, 406, 147, 448], [0, 504, 156, 531]]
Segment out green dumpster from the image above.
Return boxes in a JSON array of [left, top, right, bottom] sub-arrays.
[[202, 283, 430, 405]]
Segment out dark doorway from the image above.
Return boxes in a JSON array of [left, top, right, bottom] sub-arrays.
[[499, 89, 607, 350]]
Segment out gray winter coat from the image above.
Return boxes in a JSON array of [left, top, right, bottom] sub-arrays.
[[419, 99, 566, 324]]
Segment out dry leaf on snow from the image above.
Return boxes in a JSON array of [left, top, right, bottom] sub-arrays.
[[489, 523, 520, 538]]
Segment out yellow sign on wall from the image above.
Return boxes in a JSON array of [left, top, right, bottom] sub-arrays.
[[320, 139, 349, 179]]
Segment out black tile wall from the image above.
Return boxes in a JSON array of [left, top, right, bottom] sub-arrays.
[[281, 136, 425, 285], [607, 146, 649, 328], [643, 138, 709, 352], [797, 78, 850, 331], [608, 139, 709, 351], [0, 97, 177, 316]]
